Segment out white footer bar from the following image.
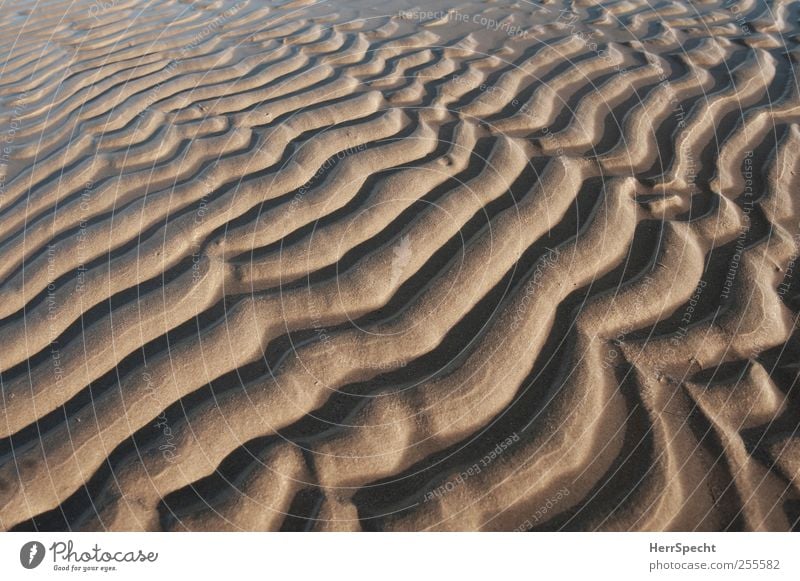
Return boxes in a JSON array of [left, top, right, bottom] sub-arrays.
[[1, 533, 797, 579]]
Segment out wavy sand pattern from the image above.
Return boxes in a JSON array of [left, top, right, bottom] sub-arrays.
[[0, 0, 799, 531]]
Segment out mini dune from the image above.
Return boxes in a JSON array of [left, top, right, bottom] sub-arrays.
[[0, 0, 799, 531]]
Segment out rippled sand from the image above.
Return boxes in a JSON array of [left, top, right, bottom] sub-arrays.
[[0, 0, 799, 531]]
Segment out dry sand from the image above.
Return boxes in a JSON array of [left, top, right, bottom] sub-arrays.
[[0, 0, 799, 531]]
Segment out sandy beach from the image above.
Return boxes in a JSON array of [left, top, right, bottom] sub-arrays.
[[0, 0, 799, 531]]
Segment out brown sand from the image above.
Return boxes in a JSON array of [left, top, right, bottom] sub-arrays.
[[0, 0, 799, 531]]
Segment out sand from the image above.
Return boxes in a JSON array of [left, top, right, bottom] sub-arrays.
[[0, 0, 798, 531]]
